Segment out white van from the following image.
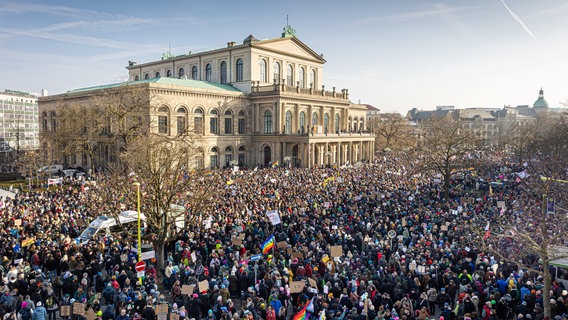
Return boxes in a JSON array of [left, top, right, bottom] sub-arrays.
[[78, 210, 146, 243], [38, 165, 63, 175]]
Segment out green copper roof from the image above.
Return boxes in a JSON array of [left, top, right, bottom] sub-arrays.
[[533, 88, 549, 108], [69, 77, 241, 93]]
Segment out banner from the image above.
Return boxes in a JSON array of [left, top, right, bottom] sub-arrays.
[[47, 177, 63, 186], [266, 210, 281, 225]]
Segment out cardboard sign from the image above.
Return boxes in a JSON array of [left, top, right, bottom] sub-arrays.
[[292, 252, 304, 260], [85, 309, 96, 320], [156, 304, 168, 314], [324, 218, 331, 225], [497, 201, 505, 208], [157, 315, 167, 320], [232, 238, 243, 246], [170, 313, 180, 320], [14, 219, 21, 226], [308, 278, 317, 289], [276, 241, 287, 249], [60, 306, 71, 317], [181, 285, 194, 295], [330, 245, 343, 258], [290, 281, 305, 293], [198, 280, 209, 293], [120, 254, 128, 262], [440, 225, 448, 231], [238, 233, 246, 239], [286, 248, 293, 254], [73, 302, 86, 316]]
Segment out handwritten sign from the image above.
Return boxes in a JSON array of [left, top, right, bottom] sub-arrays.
[[276, 241, 287, 249], [290, 281, 305, 293], [181, 285, 194, 295], [170, 314, 180, 320], [308, 278, 317, 289], [85, 309, 96, 320], [14, 219, 22, 226], [156, 304, 168, 314], [330, 245, 343, 258], [198, 280, 209, 293], [73, 303, 86, 316], [60, 306, 71, 317]]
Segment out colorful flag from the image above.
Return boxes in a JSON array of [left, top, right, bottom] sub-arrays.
[[293, 299, 310, 320], [306, 297, 315, 313], [483, 221, 491, 240], [271, 161, 279, 168], [261, 235, 275, 254], [489, 186, 493, 195]]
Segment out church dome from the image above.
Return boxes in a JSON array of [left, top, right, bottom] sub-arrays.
[[533, 88, 549, 108]]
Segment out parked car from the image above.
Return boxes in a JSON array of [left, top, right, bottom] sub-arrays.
[[62, 169, 86, 178]]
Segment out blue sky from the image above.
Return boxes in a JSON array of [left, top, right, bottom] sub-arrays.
[[1, 0, 566, 113]]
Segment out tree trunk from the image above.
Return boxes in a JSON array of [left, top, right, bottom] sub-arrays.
[[542, 260, 551, 319], [155, 240, 166, 274]]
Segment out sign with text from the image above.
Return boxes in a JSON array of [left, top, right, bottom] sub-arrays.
[[330, 245, 343, 258], [290, 281, 305, 293]]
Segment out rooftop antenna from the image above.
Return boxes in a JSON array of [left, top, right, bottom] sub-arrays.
[[286, 14, 289, 25]]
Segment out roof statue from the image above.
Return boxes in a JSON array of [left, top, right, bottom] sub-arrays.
[[282, 15, 296, 38]]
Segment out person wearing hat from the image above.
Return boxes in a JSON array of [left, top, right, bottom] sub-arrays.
[[32, 302, 47, 320], [141, 301, 155, 320], [19, 302, 33, 320], [188, 294, 202, 319]]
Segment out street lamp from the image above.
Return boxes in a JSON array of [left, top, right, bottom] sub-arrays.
[[132, 180, 142, 285]]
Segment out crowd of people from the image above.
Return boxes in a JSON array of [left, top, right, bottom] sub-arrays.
[[0, 151, 566, 320]]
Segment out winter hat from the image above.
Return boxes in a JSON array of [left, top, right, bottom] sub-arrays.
[[22, 302, 28, 309], [37, 302, 42, 307]]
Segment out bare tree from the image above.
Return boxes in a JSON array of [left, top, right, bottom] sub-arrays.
[[368, 113, 415, 151], [94, 132, 217, 270], [417, 115, 481, 198], [481, 112, 568, 319]]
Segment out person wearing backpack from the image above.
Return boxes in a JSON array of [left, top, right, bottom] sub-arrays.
[[31, 302, 47, 320], [44, 291, 59, 320], [19, 302, 33, 320]]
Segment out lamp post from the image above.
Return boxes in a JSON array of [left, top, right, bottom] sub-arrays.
[[132, 180, 142, 285]]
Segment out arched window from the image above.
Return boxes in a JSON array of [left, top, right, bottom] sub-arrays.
[[41, 112, 48, 132], [335, 113, 340, 133], [210, 147, 219, 168], [155, 71, 160, 78], [176, 107, 187, 135], [286, 64, 293, 86], [50, 111, 57, 132], [224, 109, 233, 134], [238, 110, 246, 134], [220, 61, 227, 84], [264, 110, 273, 134], [353, 117, 358, 133], [348, 116, 352, 132], [273, 62, 280, 83], [324, 113, 329, 134], [166, 70, 172, 77], [259, 59, 267, 83], [299, 67, 305, 88], [178, 68, 185, 78], [299, 111, 305, 134], [194, 108, 204, 134], [236, 58, 243, 82], [285, 111, 292, 134], [238, 146, 246, 166], [209, 109, 218, 134], [144, 73, 149, 80], [191, 66, 198, 80], [158, 106, 169, 134], [224, 146, 233, 167], [134, 75, 140, 81], [205, 64, 212, 82], [312, 112, 318, 126], [310, 69, 316, 88]]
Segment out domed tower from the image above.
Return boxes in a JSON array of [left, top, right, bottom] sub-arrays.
[[533, 88, 549, 114]]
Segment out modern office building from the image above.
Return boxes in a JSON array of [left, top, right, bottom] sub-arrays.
[[0, 90, 41, 153]]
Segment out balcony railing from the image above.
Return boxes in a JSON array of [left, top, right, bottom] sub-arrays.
[[250, 81, 349, 100]]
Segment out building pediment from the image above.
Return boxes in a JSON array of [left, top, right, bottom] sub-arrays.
[[252, 37, 326, 63]]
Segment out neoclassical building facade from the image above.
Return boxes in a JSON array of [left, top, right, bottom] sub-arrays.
[[39, 26, 375, 169]]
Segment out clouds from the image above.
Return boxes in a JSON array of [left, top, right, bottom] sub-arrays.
[[356, 3, 477, 23]]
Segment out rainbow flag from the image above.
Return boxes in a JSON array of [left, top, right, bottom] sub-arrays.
[[271, 161, 279, 168], [293, 300, 310, 320], [261, 235, 275, 254]]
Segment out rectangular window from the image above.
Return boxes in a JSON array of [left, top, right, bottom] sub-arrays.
[[210, 155, 218, 168], [224, 118, 232, 134], [225, 154, 232, 167], [177, 116, 186, 135], [210, 118, 218, 134], [238, 118, 246, 134], [158, 116, 168, 134], [194, 117, 203, 134], [238, 153, 245, 166]]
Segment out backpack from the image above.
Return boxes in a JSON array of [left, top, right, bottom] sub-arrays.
[[21, 308, 32, 320], [45, 296, 55, 309]]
